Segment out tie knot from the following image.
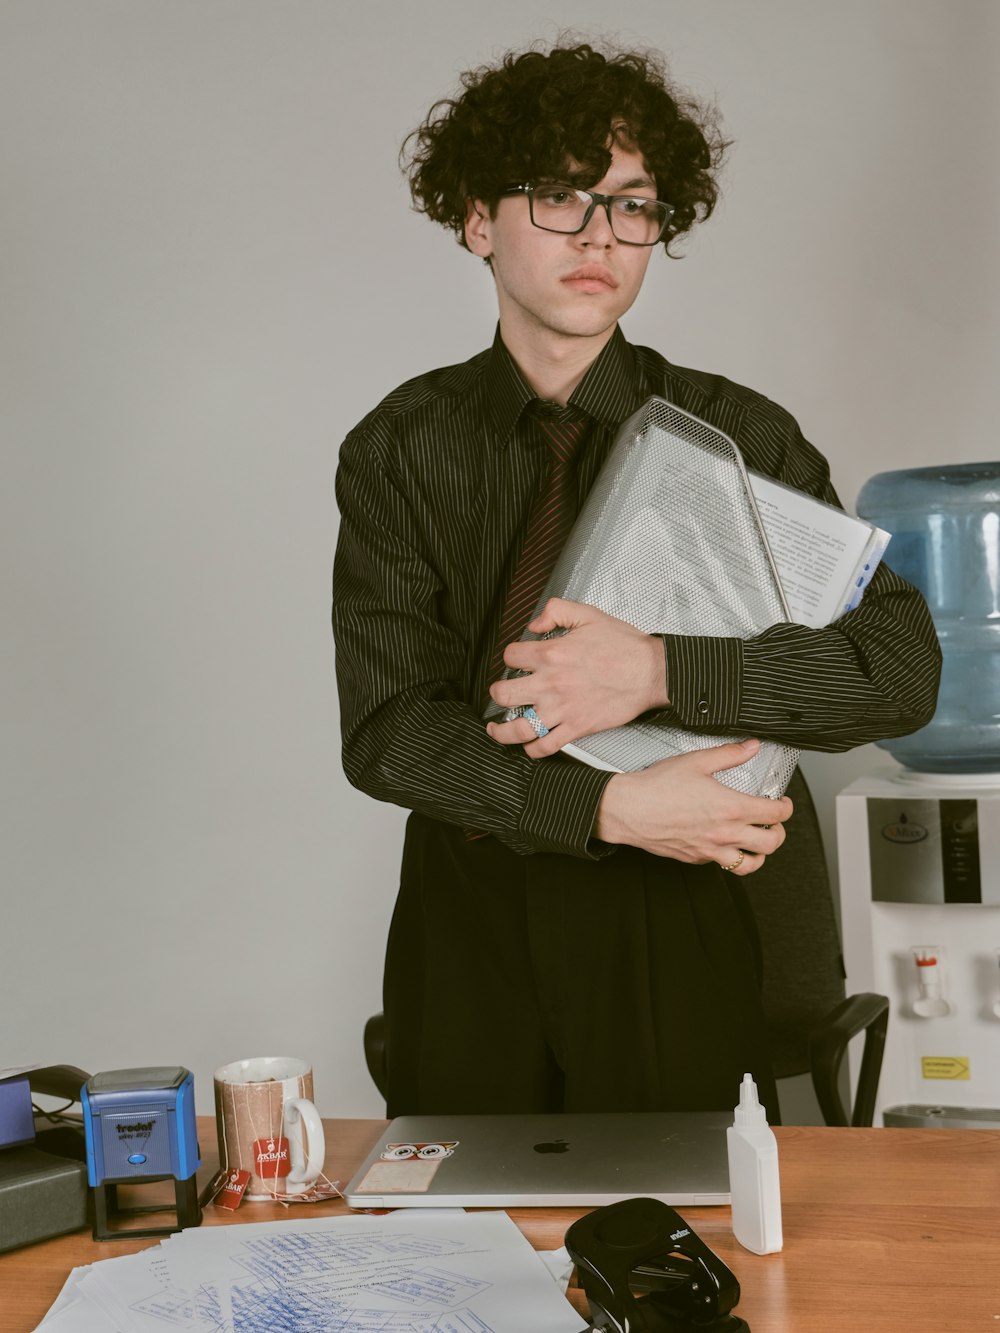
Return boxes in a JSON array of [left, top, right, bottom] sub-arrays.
[[534, 404, 589, 465]]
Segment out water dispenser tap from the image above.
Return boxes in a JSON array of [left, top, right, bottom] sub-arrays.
[[912, 946, 951, 1018]]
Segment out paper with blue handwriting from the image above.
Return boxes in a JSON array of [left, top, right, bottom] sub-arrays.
[[36, 1211, 582, 1333]]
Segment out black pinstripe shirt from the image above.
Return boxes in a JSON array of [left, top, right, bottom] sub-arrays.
[[333, 327, 940, 858]]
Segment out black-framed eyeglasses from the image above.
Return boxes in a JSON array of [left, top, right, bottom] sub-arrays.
[[501, 182, 674, 246]]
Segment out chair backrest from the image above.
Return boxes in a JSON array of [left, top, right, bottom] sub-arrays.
[[364, 1012, 388, 1100], [742, 767, 847, 1081]]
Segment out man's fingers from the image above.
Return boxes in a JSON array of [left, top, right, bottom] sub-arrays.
[[486, 718, 538, 746], [521, 731, 564, 759], [682, 740, 795, 826], [731, 821, 786, 858], [489, 661, 545, 705], [488, 678, 515, 708], [486, 717, 563, 758], [720, 850, 766, 876], [526, 596, 585, 635], [699, 737, 761, 768], [498, 641, 542, 678], [501, 632, 569, 675]]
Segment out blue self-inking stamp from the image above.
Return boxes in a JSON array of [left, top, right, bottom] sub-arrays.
[[81, 1066, 201, 1240]]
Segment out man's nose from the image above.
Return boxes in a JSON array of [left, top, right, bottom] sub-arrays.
[[577, 201, 616, 246]]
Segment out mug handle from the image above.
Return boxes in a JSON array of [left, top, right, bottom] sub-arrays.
[[284, 1098, 326, 1184]]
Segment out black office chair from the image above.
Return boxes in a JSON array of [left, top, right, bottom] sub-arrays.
[[364, 1014, 389, 1102], [365, 769, 888, 1127], [741, 767, 888, 1127]]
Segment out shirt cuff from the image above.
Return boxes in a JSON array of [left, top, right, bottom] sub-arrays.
[[661, 634, 744, 730], [518, 754, 617, 859]]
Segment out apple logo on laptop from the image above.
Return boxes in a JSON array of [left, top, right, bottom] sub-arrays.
[[533, 1139, 570, 1154]]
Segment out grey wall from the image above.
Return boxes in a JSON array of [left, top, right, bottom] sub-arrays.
[[3, 0, 997, 1116]]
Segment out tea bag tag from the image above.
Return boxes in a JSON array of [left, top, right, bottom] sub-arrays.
[[208, 1167, 252, 1211]]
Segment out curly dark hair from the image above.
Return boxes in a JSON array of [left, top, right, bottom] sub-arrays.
[[401, 40, 729, 257]]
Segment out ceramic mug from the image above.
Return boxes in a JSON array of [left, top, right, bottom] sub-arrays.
[[214, 1056, 325, 1199]]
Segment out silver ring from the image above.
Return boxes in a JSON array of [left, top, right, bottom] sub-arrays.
[[721, 850, 746, 873], [521, 706, 549, 738]]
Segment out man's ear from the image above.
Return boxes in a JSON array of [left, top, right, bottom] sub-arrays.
[[464, 198, 493, 258]]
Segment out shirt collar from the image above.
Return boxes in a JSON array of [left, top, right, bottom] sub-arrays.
[[482, 324, 646, 446], [567, 325, 646, 429], [482, 328, 537, 446]]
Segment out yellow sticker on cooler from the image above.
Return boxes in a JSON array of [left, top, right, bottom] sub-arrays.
[[921, 1056, 970, 1081]]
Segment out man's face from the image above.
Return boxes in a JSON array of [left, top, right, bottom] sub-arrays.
[[464, 142, 658, 351]]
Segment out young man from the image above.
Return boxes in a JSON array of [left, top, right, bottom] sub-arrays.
[[332, 42, 939, 1117]]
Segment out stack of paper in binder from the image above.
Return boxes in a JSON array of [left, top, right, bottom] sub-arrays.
[[492, 396, 889, 799]]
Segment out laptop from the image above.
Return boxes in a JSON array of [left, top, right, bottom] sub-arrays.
[[343, 1111, 732, 1209]]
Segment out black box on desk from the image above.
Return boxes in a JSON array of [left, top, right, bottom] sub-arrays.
[[0, 1075, 35, 1149], [0, 1146, 88, 1253]]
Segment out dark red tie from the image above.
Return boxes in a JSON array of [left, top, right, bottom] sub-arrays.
[[489, 406, 590, 683]]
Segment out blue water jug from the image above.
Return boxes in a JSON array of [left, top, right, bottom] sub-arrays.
[[856, 462, 1000, 773]]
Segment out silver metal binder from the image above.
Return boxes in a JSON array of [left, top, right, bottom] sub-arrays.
[[490, 396, 799, 799]]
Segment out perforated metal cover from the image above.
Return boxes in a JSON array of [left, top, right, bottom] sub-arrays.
[[509, 396, 799, 798]]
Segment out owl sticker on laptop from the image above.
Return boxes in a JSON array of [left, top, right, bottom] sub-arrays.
[[380, 1141, 459, 1161]]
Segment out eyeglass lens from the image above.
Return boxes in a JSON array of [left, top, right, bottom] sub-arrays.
[[530, 185, 669, 244]]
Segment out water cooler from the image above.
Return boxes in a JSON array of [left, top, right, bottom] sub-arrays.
[[836, 463, 1000, 1127]]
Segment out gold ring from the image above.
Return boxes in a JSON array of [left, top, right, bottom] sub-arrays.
[[721, 850, 745, 873]]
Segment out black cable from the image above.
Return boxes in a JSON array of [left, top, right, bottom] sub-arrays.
[[32, 1100, 86, 1134]]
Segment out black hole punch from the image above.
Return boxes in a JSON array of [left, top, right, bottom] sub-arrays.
[[566, 1197, 751, 1332]]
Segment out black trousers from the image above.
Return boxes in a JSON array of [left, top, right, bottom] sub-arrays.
[[383, 813, 777, 1119]]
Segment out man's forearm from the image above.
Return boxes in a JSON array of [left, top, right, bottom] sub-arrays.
[[659, 565, 941, 751]]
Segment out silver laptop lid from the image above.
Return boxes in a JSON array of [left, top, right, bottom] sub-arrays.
[[344, 1111, 732, 1209]]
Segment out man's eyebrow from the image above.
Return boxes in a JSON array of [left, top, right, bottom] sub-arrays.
[[614, 176, 657, 192], [556, 170, 658, 192]]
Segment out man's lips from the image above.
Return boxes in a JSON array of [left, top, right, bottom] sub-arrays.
[[561, 266, 619, 291]]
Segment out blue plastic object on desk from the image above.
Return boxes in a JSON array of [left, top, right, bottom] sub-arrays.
[[81, 1066, 201, 1239]]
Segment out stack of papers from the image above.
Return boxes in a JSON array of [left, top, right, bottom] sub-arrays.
[[491, 396, 889, 799], [35, 1211, 584, 1333]]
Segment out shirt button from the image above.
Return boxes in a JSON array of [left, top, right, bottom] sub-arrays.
[[697, 698, 710, 715]]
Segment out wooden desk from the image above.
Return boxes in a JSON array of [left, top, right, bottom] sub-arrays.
[[2, 1119, 998, 1331]]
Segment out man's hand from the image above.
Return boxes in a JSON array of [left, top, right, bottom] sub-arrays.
[[486, 597, 668, 757], [594, 738, 793, 875]]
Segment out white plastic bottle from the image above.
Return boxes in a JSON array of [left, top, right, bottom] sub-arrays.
[[726, 1072, 783, 1254]]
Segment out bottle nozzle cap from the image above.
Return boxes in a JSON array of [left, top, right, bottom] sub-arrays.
[[734, 1072, 768, 1127]]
